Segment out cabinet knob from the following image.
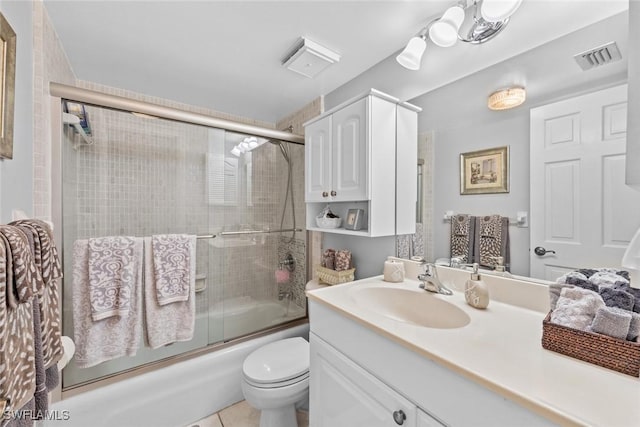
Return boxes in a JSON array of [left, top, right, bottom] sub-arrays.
[[331, 190, 337, 197], [322, 192, 328, 198], [392, 410, 406, 425]]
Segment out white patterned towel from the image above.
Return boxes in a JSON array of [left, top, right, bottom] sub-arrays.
[[73, 239, 143, 368], [151, 234, 194, 305], [88, 236, 137, 321], [144, 236, 196, 349]]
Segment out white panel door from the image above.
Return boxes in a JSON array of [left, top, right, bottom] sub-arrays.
[[310, 334, 417, 427], [305, 115, 332, 202], [332, 97, 368, 201], [530, 84, 640, 280]]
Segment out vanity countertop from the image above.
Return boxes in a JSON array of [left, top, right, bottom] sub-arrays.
[[307, 272, 640, 427]]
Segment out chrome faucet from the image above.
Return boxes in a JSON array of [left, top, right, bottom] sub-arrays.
[[417, 263, 453, 295]]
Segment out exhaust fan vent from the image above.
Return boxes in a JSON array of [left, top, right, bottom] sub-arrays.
[[282, 37, 340, 78], [574, 41, 622, 71]]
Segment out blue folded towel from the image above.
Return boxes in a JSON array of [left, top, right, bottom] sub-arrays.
[[599, 287, 635, 311], [590, 307, 632, 340]]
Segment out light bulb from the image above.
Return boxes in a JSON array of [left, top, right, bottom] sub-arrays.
[[429, 6, 465, 48], [396, 36, 427, 70], [481, 0, 523, 22]]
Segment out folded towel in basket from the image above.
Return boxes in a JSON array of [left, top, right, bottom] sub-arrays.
[[613, 282, 640, 314], [151, 234, 194, 305], [550, 287, 605, 331], [590, 307, 632, 340], [549, 283, 573, 311], [599, 287, 635, 311], [627, 312, 640, 341]]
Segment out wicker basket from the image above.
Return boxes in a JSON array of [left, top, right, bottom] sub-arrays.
[[315, 265, 356, 286], [542, 312, 640, 377]]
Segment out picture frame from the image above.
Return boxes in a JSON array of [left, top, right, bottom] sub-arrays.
[[0, 13, 16, 159], [344, 208, 364, 231], [460, 146, 509, 195]]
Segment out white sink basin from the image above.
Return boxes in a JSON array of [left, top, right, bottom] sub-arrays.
[[350, 287, 470, 329]]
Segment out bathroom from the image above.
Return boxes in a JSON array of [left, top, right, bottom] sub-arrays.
[[0, 0, 639, 426]]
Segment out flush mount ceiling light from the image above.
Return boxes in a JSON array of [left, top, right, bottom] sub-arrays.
[[396, 0, 523, 70], [487, 86, 526, 110], [282, 37, 341, 78]]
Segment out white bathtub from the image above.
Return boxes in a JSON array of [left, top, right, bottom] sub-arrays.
[[46, 320, 309, 427]]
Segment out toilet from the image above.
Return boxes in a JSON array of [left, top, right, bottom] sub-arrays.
[[241, 337, 310, 427]]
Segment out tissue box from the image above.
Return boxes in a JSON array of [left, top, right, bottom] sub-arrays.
[[542, 312, 640, 377], [315, 265, 355, 285]]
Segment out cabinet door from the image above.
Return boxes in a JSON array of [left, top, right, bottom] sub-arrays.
[[305, 115, 332, 202], [310, 333, 416, 427], [331, 97, 368, 201]]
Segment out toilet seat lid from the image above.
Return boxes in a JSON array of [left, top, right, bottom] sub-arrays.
[[243, 337, 309, 384]]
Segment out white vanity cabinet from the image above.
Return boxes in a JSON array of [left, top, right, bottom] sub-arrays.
[[304, 89, 420, 237], [309, 300, 556, 427]]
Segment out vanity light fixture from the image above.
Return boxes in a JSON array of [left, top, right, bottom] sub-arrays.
[[231, 136, 265, 157], [487, 86, 526, 110], [396, 0, 523, 71]]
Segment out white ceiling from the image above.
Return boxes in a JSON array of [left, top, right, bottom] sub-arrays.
[[44, 1, 629, 125]]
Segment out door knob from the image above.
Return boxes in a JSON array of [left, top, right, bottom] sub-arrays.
[[534, 246, 556, 256], [331, 190, 337, 197], [322, 192, 328, 198], [392, 409, 406, 425]]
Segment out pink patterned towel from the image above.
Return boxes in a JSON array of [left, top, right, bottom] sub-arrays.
[[88, 236, 137, 321], [151, 234, 195, 305]]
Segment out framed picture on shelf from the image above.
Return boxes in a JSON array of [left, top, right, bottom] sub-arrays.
[[344, 209, 364, 231], [460, 146, 509, 195]]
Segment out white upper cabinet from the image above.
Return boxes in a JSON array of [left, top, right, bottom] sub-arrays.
[[304, 89, 421, 237], [332, 98, 368, 201]]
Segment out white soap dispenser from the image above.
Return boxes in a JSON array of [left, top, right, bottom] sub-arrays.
[[465, 263, 490, 309]]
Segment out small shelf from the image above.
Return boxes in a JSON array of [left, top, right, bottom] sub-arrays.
[[307, 226, 371, 237]]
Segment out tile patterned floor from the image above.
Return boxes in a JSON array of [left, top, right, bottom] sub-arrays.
[[187, 400, 309, 427]]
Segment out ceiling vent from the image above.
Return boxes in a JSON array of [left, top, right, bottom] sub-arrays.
[[573, 41, 622, 71], [282, 37, 341, 78]]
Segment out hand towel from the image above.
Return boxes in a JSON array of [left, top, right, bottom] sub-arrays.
[[73, 239, 143, 368], [11, 220, 63, 372], [88, 236, 137, 320], [549, 283, 573, 311], [473, 215, 509, 269], [31, 297, 48, 419], [450, 214, 475, 264], [144, 237, 196, 349], [599, 287, 635, 311], [0, 227, 37, 417], [550, 287, 606, 331], [590, 307, 632, 340], [627, 312, 640, 341], [613, 282, 640, 314], [151, 234, 193, 305]]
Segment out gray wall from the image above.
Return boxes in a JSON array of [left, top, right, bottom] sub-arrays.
[[323, 234, 396, 280], [0, 1, 33, 222]]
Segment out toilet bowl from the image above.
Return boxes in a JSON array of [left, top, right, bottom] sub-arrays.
[[241, 337, 310, 427]]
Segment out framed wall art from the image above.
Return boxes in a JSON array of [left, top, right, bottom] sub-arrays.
[[460, 146, 509, 195], [0, 12, 16, 159]]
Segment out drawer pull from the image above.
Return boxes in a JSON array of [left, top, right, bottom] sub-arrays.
[[331, 190, 337, 197], [393, 409, 406, 425], [322, 192, 328, 198]]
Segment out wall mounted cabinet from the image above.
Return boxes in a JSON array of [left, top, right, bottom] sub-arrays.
[[304, 89, 420, 237]]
